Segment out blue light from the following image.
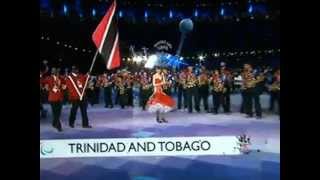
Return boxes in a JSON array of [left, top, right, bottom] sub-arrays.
[[63, 4, 68, 15], [119, 10, 123, 18], [159, 53, 188, 69], [144, 10, 148, 18], [92, 9, 96, 16], [79, 13, 83, 18], [248, 5, 253, 13], [40, 0, 50, 9], [220, 8, 224, 16], [194, 9, 198, 17], [169, 10, 173, 18]]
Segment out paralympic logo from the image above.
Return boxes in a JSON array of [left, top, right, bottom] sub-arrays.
[[40, 142, 54, 155], [234, 134, 251, 154]]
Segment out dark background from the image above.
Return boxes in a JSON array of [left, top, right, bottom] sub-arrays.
[[40, 0, 280, 72]]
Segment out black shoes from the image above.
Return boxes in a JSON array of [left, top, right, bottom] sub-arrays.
[[56, 127, 63, 132], [161, 118, 168, 123], [246, 115, 254, 118], [53, 124, 63, 132], [69, 124, 92, 128], [156, 117, 168, 123], [83, 125, 92, 128]]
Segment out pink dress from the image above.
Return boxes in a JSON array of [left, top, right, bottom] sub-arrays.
[[147, 77, 175, 113]]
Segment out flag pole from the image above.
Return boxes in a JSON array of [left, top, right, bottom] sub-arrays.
[[89, 49, 99, 74], [80, 49, 99, 100]]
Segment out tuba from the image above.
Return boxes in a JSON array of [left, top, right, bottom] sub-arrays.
[[269, 81, 280, 91], [213, 78, 226, 93]]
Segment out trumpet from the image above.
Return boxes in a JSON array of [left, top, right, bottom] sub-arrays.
[[212, 80, 226, 93], [118, 84, 126, 95], [186, 75, 197, 88], [269, 82, 280, 91], [198, 77, 208, 86]]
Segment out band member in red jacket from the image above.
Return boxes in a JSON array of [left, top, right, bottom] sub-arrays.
[[44, 68, 65, 132], [65, 66, 92, 128]]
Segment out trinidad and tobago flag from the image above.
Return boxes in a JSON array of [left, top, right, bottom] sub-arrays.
[[92, 0, 121, 70]]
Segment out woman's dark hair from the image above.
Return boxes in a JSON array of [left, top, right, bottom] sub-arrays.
[[154, 66, 161, 72]]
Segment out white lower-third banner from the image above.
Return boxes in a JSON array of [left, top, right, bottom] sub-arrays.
[[40, 136, 244, 159]]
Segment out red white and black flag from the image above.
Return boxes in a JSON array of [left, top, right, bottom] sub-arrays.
[[92, 0, 121, 70]]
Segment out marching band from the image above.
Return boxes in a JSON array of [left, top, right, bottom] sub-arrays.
[[40, 63, 280, 132]]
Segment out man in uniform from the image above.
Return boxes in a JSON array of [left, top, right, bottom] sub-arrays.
[[162, 68, 173, 96], [177, 68, 188, 110], [198, 67, 209, 113], [185, 66, 200, 113], [115, 75, 128, 109], [44, 67, 65, 132], [211, 70, 227, 114], [241, 64, 263, 118], [62, 68, 69, 105], [100, 72, 114, 108], [140, 72, 152, 110], [269, 69, 280, 114], [220, 62, 233, 113], [65, 66, 92, 128], [123, 71, 134, 107]]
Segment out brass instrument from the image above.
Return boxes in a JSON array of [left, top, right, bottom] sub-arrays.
[[141, 78, 152, 90], [142, 84, 152, 90], [179, 78, 187, 89], [185, 73, 197, 88], [118, 83, 126, 95], [212, 78, 226, 93], [88, 81, 95, 90], [198, 74, 208, 86], [269, 81, 280, 91], [242, 71, 265, 89]]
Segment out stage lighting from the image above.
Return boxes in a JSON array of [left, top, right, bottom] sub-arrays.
[[169, 10, 173, 18], [82, 49, 86, 52], [144, 10, 148, 18], [179, 57, 184, 60], [248, 5, 253, 14], [198, 55, 204, 60], [41, 36, 44, 40], [56, 41, 60, 45], [194, 9, 198, 17], [74, 48, 78, 51], [220, 8, 225, 16], [133, 56, 143, 63], [63, 4, 68, 15], [119, 11, 123, 18], [145, 54, 158, 69], [46, 37, 50, 40], [92, 9, 96, 17]]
